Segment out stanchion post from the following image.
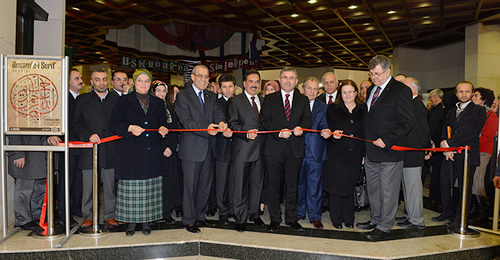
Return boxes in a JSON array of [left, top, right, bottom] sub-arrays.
[[47, 151, 54, 236], [92, 143, 99, 232], [450, 146, 480, 237]]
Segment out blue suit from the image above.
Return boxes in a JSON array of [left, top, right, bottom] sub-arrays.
[[297, 100, 328, 221]]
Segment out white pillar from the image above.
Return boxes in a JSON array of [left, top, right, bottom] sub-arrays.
[[34, 0, 65, 56]]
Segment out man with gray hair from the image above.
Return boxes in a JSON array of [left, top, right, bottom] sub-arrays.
[[356, 55, 414, 241], [427, 88, 445, 210], [396, 77, 430, 229], [317, 72, 338, 104]]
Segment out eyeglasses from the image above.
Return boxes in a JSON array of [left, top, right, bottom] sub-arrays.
[[342, 90, 356, 95], [113, 78, 127, 82], [368, 69, 388, 78], [280, 76, 296, 81], [193, 74, 210, 79]]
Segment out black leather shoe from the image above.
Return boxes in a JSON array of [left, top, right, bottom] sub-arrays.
[[364, 229, 389, 241], [142, 227, 152, 235], [345, 224, 354, 228], [219, 215, 229, 225], [250, 217, 265, 226], [125, 230, 135, 237], [333, 223, 342, 229], [395, 216, 407, 222], [268, 221, 280, 232], [432, 215, 451, 222], [20, 221, 39, 231], [397, 219, 425, 229], [206, 208, 217, 217], [164, 216, 176, 224], [195, 220, 215, 227], [235, 223, 245, 232], [356, 221, 376, 230], [185, 224, 200, 233], [286, 221, 303, 231]]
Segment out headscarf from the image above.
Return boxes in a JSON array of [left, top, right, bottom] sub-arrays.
[[133, 69, 152, 82], [150, 80, 168, 96], [264, 80, 280, 92]]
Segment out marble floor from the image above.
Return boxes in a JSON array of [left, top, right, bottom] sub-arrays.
[[0, 201, 499, 260]]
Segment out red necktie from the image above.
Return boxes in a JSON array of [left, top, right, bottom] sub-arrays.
[[251, 96, 259, 120], [370, 86, 381, 110], [328, 95, 333, 105], [284, 94, 291, 121]]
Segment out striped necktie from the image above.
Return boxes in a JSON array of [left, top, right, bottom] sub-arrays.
[[370, 86, 381, 110], [198, 91, 205, 111], [284, 94, 291, 121]]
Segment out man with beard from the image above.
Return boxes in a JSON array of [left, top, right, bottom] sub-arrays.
[[71, 69, 119, 229], [261, 66, 312, 232], [435, 81, 486, 226], [110, 69, 131, 97]]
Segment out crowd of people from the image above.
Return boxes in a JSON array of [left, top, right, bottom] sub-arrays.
[[8, 54, 500, 241]]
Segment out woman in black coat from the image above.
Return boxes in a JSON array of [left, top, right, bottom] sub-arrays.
[[109, 69, 169, 236], [323, 79, 365, 229], [151, 81, 183, 223]]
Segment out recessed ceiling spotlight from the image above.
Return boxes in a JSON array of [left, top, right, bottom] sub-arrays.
[[388, 10, 396, 14], [72, 7, 80, 11], [363, 23, 369, 26], [308, 0, 317, 3], [291, 14, 299, 18], [422, 15, 430, 19], [349, 5, 357, 9]]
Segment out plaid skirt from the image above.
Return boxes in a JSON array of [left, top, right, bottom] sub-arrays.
[[116, 176, 163, 223]]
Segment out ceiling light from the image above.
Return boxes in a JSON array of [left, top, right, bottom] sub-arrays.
[[291, 14, 299, 18], [72, 7, 80, 11], [422, 16, 430, 19], [349, 5, 357, 9], [308, 0, 317, 3], [388, 10, 396, 14], [363, 23, 369, 26]]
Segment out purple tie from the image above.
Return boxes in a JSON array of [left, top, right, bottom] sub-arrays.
[[370, 87, 381, 110], [284, 94, 291, 121]]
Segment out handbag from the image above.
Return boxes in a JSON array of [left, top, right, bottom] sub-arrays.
[[354, 166, 370, 209]]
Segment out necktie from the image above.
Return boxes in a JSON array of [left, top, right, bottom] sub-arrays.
[[251, 96, 260, 120], [198, 91, 205, 111], [328, 95, 333, 105], [370, 86, 381, 110], [284, 94, 291, 121]]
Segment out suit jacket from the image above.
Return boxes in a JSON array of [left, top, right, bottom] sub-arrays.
[[216, 97, 232, 162], [442, 102, 486, 166], [72, 90, 118, 169], [306, 100, 328, 162], [226, 93, 264, 163], [109, 91, 168, 180], [403, 96, 431, 167], [364, 78, 414, 162], [260, 89, 313, 159], [175, 83, 225, 162], [7, 135, 47, 180]]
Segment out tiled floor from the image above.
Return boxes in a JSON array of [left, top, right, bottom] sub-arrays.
[[0, 201, 499, 259]]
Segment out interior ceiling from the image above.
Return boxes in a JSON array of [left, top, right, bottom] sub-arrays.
[[65, 0, 500, 75]]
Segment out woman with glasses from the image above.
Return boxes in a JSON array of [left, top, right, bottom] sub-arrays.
[[110, 69, 169, 236], [322, 79, 366, 229]]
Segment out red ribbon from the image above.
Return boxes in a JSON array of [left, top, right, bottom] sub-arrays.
[[39, 181, 48, 235], [59, 128, 466, 153]]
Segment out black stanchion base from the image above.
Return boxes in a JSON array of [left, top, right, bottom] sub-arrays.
[[31, 224, 65, 239], [78, 224, 110, 237]]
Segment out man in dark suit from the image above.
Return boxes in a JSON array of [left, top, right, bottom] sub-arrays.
[[71, 69, 119, 228], [214, 74, 235, 225], [47, 68, 84, 227], [226, 69, 266, 232], [297, 77, 328, 229], [396, 77, 431, 229], [357, 55, 414, 241], [435, 81, 485, 226], [261, 66, 313, 231], [427, 88, 446, 209], [316, 72, 338, 105], [176, 65, 230, 233], [110, 69, 130, 97]]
